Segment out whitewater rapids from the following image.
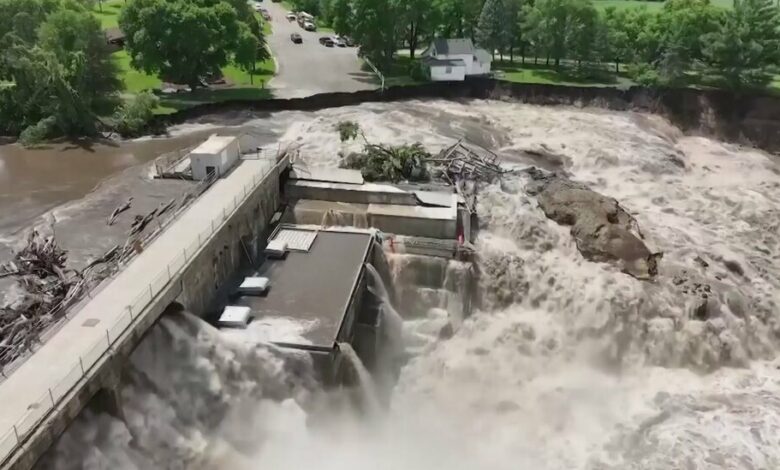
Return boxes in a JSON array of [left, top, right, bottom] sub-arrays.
[[39, 100, 780, 470]]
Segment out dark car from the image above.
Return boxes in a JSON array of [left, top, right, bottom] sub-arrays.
[[290, 33, 302, 44], [319, 36, 334, 47]]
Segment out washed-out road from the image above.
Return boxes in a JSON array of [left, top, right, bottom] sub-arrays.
[[263, 1, 376, 98]]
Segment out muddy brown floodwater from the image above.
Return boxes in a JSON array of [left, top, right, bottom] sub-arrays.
[[0, 134, 216, 233]]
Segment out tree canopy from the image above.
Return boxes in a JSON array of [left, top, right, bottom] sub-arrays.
[[318, 0, 780, 90], [702, 0, 780, 89], [119, 0, 268, 86], [0, 0, 121, 142]]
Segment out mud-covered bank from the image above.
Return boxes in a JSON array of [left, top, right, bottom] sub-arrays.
[[154, 80, 780, 154]]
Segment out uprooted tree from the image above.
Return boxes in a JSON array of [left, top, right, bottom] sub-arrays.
[[335, 121, 431, 182]]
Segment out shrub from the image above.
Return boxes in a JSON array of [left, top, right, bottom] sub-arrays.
[[113, 91, 159, 137]]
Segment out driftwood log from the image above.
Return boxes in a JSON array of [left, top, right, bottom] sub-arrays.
[[107, 197, 133, 226]]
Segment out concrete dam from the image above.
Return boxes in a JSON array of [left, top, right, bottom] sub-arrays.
[[0, 142, 477, 469]]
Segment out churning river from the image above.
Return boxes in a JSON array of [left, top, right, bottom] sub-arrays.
[[13, 99, 780, 470]]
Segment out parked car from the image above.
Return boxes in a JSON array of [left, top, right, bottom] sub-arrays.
[[290, 33, 302, 44], [319, 36, 334, 47], [344, 36, 355, 47], [286, 12, 296, 21], [303, 21, 316, 31], [332, 36, 346, 47]]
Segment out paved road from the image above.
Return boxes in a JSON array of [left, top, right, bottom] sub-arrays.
[[263, 2, 375, 98]]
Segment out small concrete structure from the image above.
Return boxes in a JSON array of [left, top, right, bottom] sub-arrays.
[[189, 135, 241, 180], [285, 173, 462, 240], [218, 306, 253, 328], [237, 277, 270, 295]]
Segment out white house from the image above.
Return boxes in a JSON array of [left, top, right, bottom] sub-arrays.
[[421, 38, 492, 82], [189, 135, 241, 180]]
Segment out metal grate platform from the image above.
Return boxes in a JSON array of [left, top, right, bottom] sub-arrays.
[[271, 228, 318, 252]]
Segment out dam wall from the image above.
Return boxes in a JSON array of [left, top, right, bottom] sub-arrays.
[[156, 80, 780, 153], [0, 156, 289, 470]]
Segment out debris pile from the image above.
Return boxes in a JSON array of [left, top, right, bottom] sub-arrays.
[[430, 140, 506, 185], [0, 231, 120, 368]]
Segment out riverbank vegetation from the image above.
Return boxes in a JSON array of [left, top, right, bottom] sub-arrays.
[[0, 0, 273, 142], [302, 0, 779, 92], [0, 0, 121, 143]]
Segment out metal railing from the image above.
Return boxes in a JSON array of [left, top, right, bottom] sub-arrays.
[[364, 58, 385, 91], [0, 171, 217, 370], [0, 157, 286, 467]]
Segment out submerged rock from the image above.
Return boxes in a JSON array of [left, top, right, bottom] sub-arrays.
[[527, 172, 662, 280]]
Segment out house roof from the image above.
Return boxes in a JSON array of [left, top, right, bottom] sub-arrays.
[[423, 57, 466, 67], [431, 38, 475, 56], [474, 48, 492, 63], [104, 27, 125, 42]]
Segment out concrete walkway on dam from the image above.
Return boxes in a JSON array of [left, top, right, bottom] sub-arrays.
[[0, 157, 276, 463]]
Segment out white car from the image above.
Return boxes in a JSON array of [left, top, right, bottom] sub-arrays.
[[286, 12, 296, 21], [331, 35, 346, 47], [303, 21, 316, 31]]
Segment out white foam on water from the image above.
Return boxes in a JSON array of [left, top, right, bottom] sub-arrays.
[[39, 99, 780, 470]]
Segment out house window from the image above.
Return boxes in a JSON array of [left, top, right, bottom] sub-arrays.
[[445, 66, 452, 73]]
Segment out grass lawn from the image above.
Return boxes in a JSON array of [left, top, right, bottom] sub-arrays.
[[594, 0, 732, 9], [156, 87, 274, 114], [223, 58, 276, 86], [92, 0, 124, 28], [494, 60, 635, 88], [113, 50, 162, 92], [101, 3, 277, 114], [364, 56, 427, 88], [153, 58, 275, 114]]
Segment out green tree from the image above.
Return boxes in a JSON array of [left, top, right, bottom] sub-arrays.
[[526, 0, 573, 68], [565, 0, 599, 67], [331, 0, 353, 35], [503, 0, 524, 62], [0, 0, 120, 140], [235, 23, 260, 84], [435, 0, 484, 40], [397, 0, 438, 59], [602, 8, 631, 73], [656, 0, 721, 84], [702, 0, 780, 89], [351, 0, 397, 69], [476, 0, 504, 59], [120, 0, 258, 86], [38, 6, 121, 109]]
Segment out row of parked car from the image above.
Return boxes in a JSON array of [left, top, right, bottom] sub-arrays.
[[289, 33, 355, 47], [318, 35, 354, 47]]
